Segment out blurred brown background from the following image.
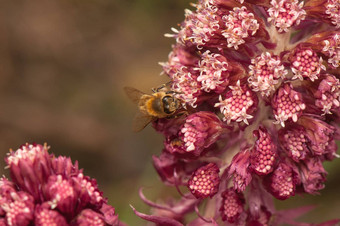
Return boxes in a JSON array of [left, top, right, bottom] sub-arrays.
[[0, 0, 338, 225]]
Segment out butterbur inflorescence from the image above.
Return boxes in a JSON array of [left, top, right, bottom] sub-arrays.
[[132, 0, 340, 225], [0, 143, 123, 226]]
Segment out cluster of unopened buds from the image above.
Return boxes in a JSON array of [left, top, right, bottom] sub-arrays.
[[132, 0, 340, 225], [0, 143, 123, 226]]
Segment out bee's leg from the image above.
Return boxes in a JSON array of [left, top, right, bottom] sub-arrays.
[[173, 110, 188, 118], [152, 81, 173, 93], [166, 90, 181, 94]]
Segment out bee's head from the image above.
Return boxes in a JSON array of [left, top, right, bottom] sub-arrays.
[[162, 95, 179, 114]]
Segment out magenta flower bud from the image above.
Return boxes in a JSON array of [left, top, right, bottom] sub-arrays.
[[161, 45, 199, 78], [188, 163, 220, 199], [51, 156, 80, 178], [5, 143, 52, 201], [264, 162, 298, 200], [299, 157, 327, 194], [34, 204, 68, 226], [99, 203, 120, 226], [314, 74, 340, 114], [297, 115, 335, 156], [72, 209, 106, 226], [279, 126, 309, 162], [163, 135, 189, 157], [323, 139, 338, 161], [290, 47, 326, 81], [227, 148, 252, 192], [180, 111, 223, 154], [2, 191, 35, 226], [73, 173, 104, 209], [0, 178, 16, 208], [220, 188, 245, 223], [272, 83, 306, 127], [163, 112, 223, 158], [43, 175, 77, 218], [247, 206, 272, 226], [251, 126, 277, 175], [152, 151, 190, 185], [215, 80, 258, 125], [0, 143, 122, 225]]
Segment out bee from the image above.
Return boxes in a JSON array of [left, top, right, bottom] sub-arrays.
[[124, 85, 182, 132]]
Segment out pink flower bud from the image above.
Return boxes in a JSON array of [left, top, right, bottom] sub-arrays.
[[188, 163, 220, 199], [34, 205, 68, 226], [290, 47, 326, 81], [251, 126, 277, 175], [227, 148, 252, 192], [279, 126, 309, 162], [272, 83, 306, 127], [299, 157, 327, 194], [0, 144, 122, 225], [314, 74, 340, 114], [5, 143, 52, 201], [72, 209, 106, 226], [180, 112, 223, 153], [220, 188, 245, 223], [215, 80, 258, 125], [264, 162, 298, 200]]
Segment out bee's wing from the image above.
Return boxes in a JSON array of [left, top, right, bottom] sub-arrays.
[[132, 111, 154, 132], [124, 86, 145, 104]]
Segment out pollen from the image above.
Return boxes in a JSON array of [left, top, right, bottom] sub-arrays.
[[188, 163, 220, 199]]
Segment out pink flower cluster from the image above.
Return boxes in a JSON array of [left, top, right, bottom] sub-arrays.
[[134, 0, 340, 225], [0, 143, 123, 226]]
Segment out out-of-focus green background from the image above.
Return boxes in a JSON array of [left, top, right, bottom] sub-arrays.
[[0, 1, 339, 225]]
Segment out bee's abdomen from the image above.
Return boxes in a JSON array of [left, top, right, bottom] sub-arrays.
[[147, 98, 166, 117]]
